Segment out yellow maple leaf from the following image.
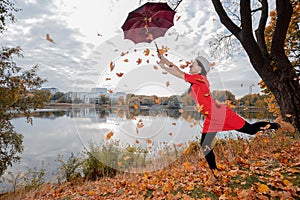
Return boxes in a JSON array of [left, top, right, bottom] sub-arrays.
[[144, 48, 150, 56], [257, 183, 269, 193]]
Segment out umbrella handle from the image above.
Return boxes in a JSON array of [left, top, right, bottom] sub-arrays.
[[174, 0, 183, 11], [154, 41, 159, 53]]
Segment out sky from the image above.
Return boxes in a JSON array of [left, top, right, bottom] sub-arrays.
[[1, 0, 263, 98]]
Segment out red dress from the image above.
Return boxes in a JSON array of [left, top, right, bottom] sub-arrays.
[[184, 73, 245, 133]]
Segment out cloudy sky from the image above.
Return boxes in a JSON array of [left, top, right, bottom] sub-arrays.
[[1, 0, 263, 98]]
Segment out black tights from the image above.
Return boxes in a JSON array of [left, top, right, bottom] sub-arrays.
[[200, 121, 280, 171]]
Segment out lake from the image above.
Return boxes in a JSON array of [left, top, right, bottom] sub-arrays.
[[1, 106, 260, 192]]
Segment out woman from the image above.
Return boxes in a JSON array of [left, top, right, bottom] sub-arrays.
[[157, 53, 295, 183]]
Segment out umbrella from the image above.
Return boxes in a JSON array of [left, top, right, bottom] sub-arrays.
[[121, 2, 176, 45]]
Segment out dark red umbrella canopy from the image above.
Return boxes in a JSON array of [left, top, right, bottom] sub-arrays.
[[121, 2, 176, 44]]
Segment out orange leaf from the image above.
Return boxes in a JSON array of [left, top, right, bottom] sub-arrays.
[[110, 61, 115, 71], [136, 58, 142, 65], [116, 72, 124, 77], [144, 49, 150, 56], [257, 183, 269, 193], [285, 114, 292, 118], [88, 190, 95, 196], [123, 59, 129, 62], [105, 77, 111, 81], [195, 78, 205, 83], [146, 139, 152, 144], [204, 111, 209, 115], [133, 104, 139, 109], [106, 131, 113, 140], [108, 89, 113, 94]]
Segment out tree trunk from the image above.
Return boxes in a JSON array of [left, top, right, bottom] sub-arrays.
[[211, 0, 300, 132]]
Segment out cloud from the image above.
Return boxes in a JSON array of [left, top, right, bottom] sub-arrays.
[[0, 0, 262, 97]]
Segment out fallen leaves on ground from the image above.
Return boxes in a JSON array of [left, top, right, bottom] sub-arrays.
[[9, 134, 300, 200]]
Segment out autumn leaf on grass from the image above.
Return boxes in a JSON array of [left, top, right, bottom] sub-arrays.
[[257, 183, 269, 193], [116, 72, 124, 77], [144, 48, 150, 56], [166, 81, 170, 87], [136, 58, 142, 65], [106, 131, 113, 140], [110, 61, 115, 71]]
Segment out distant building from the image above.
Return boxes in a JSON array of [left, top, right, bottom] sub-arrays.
[[41, 87, 58, 95]]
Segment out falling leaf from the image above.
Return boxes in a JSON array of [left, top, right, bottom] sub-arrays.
[[116, 72, 124, 77], [169, 132, 173, 136], [172, 122, 176, 126], [144, 49, 150, 56], [46, 34, 55, 44], [108, 89, 113, 94], [106, 131, 113, 140], [146, 59, 150, 63], [110, 61, 115, 71], [135, 139, 140, 144], [285, 114, 292, 118], [166, 81, 170, 87], [153, 65, 158, 70], [194, 104, 204, 113], [136, 58, 142, 65], [133, 104, 139, 109], [120, 52, 126, 56], [210, 62, 216, 67], [176, 16, 181, 21], [195, 78, 205, 83], [146, 139, 152, 144], [123, 59, 129, 62], [105, 77, 111, 81]]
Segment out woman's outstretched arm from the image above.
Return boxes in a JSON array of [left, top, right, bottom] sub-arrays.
[[158, 54, 184, 79]]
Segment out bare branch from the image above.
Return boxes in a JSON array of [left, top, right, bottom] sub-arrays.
[[211, 0, 241, 39], [255, 0, 269, 57]]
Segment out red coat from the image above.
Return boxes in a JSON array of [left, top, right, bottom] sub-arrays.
[[184, 73, 245, 133]]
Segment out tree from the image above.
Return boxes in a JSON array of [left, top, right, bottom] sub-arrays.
[[0, 1, 47, 177], [211, 90, 237, 104], [211, 0, 300, 131]]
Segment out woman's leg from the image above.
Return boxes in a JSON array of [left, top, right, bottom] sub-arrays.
[[237, 121, 280, 135], [200, 132, 218, 171]]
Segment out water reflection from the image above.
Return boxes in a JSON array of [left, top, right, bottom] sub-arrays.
[[1, 106, 262, 192]]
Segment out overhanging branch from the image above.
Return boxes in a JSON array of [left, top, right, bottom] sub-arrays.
[[211, 0, 241, 39], [255, 0, 269, 57]]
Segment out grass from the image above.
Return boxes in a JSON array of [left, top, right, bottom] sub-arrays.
[[1, 129, 299, 199]]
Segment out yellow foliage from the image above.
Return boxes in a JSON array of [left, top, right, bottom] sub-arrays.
[[257, 183, 269, 193]]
